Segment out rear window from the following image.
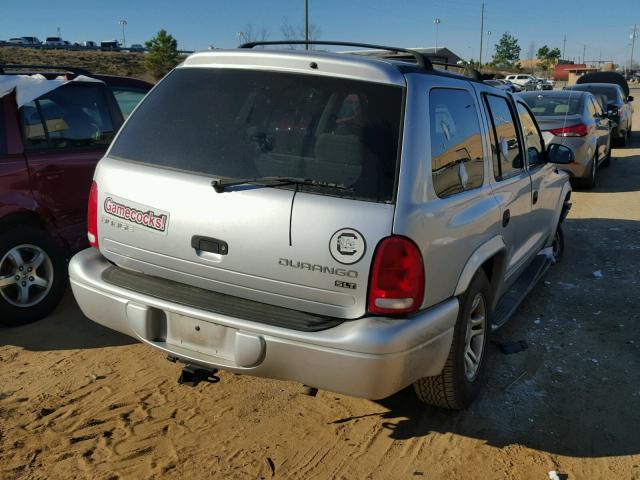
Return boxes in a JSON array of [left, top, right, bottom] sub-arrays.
[[569, 85, 619, 104], [521, 95, 583, 116], [110, 87, 147, 118], [109, 68, 403, 203]]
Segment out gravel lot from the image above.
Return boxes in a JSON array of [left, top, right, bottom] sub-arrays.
[[1, 91, 639, 480]]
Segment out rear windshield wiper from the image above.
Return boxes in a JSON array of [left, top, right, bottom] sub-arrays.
[[211, 176, 353, 193]]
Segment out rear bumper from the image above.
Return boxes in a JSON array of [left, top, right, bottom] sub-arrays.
[[69, 248, 458, 400]]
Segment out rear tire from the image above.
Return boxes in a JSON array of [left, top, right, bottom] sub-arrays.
[[552, 223, 564, 263], [602, 147, 611, 167], [620, 130, 628, 147], [413, 270, 490, 409], [0, 227, 67, 327]]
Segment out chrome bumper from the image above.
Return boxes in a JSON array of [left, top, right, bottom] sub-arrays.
[[69, 248, 458, 400]]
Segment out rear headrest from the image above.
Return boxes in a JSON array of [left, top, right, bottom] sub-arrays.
[[315, 133, 364, 166]]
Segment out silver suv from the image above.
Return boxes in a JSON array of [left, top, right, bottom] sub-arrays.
[[69, 41, 573, 409]]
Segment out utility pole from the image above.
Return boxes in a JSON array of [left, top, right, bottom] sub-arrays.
[[562, 34, 566, 60], [304, 0, 309, 50], [479, 3, 485, 68], [582, 44, 586, 66], [631, 25, 638, 72]]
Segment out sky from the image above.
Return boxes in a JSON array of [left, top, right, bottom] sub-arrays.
[[1, 0, 639, 66]]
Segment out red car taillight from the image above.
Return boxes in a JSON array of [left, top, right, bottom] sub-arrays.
[[548, 124, 589, 137], [87, 181, 99, 248], [367, 236, 425, 315]]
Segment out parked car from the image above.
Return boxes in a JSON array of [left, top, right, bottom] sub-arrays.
[[44, 37, 66, 47], [0, 65, 151, 325], [536, 78, 554, 90], [20, 37, 41, 46], [100, 40, 120, 51], [69, 42, 572, 410], [8, 38, 24, 45], [484, 79, 510, 91], [129, 44, 145, 52], [500, 79, 522, 92], [520, 90, 611, 188], [83, 41, 97, 48], [506, 74, 537, 88], [565, 82, 633, 146]]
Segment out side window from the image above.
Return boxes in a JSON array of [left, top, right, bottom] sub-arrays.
[[20, 84, 115, 150], [429, 88, 484, 198], [484, 94, 523, 179], [111, 88, 147, 118], [516, 102, 545, 167]]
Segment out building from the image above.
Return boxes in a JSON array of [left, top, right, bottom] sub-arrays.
[[554, 63, 586, 81]]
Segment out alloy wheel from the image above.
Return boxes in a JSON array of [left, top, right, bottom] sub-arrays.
[[0, 244, 54, 308], [464, 293, 487, 381]]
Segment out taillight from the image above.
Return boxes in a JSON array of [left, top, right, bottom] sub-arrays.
[[548, 124, 589, 137], [87, 181, 99, 248], [367, 236, 425, 315]]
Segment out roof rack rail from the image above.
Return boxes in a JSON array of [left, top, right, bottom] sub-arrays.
[[0, 64, 92, 76], [238, 40, 434, 70]]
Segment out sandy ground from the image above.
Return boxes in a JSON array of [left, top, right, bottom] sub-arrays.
[[1, 93, 639, 480]]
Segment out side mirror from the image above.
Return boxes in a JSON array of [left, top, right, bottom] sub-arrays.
[[628, 96, 634, 102], [547, 144, 574, 164]]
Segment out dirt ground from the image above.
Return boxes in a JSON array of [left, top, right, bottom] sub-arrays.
[[1, 93, 639, 480]]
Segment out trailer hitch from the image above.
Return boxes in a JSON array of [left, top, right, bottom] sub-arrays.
[[178, 365, 220, 387]]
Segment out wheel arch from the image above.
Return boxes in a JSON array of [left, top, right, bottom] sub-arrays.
[[453, 235, 507, 307]]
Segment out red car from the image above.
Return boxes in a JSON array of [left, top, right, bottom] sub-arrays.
[[0, 65, 151, 325]]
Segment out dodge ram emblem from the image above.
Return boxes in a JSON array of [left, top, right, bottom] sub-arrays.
[[329, 228, 366, 265]]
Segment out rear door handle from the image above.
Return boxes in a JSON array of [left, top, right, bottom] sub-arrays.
[[533, 190, 539, 205], [502, 209, 511, 227], [191, 235, 228, 255]]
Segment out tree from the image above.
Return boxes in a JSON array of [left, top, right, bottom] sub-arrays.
[[492, 32, 521, 68], [144, 29, 179, 80], [536, 45, 561, 73], [237, 23, 269, 45], [280, 17, 321, 48]]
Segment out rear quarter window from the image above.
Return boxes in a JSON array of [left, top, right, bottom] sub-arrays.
[[429, 88, 484, 198]]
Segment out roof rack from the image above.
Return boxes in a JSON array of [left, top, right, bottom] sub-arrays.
[[0, 64, 92, 76], [239, 40, 434, 70]]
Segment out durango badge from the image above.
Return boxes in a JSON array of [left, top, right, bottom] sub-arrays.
[[329, 228, 366, 265], [103, 195, 169, 234]]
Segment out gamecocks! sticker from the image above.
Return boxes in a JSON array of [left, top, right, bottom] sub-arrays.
[[329, 228, 366, 265], [103, 195, 169, 234]]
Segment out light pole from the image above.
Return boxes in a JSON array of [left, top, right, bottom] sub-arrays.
[[630, 25, 638, 72], [119, 19, 127, 48], [305, 0, 309, 50], [485, 31, 492, 66], [433, 18, 441, 52]]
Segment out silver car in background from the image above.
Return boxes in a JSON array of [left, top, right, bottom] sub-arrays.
[[520, 90, 611, 188]]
